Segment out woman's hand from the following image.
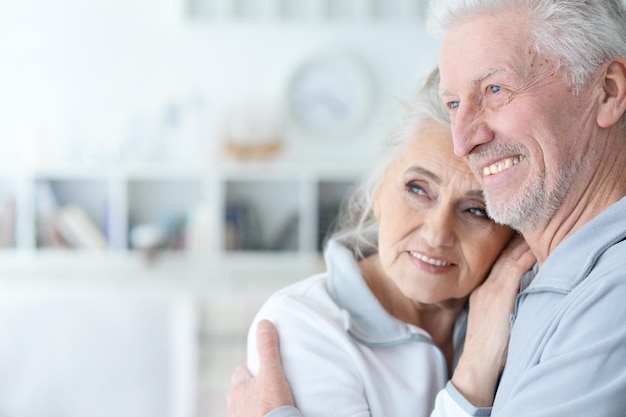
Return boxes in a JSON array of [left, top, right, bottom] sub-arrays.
[[451, 234, 536, 407], [227, 320, 295, 417]]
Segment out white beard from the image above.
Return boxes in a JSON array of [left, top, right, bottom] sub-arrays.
[[470, 143, 579, 232], [484, 168, 563, 231]]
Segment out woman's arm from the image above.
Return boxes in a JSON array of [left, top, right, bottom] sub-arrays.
[[228, 235, 536, 417], [230, 279, 372, 417]]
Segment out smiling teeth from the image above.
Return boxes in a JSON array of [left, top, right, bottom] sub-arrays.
[[483, 156, 524, 176], [410, 252, 451, 266]]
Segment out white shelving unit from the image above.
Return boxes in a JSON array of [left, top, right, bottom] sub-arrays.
[[0, 160, 362, 281]]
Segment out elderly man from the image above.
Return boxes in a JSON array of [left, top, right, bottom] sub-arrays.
[[227, 1, 626, 416]]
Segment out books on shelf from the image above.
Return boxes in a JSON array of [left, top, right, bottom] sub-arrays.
[[36, 182, 108, 250], [185, 202, 214, 253], [0, 198, 16, 249], [56, 205, 108, 250]]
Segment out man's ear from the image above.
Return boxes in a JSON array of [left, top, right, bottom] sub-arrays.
[[597, 58, 626, 128]]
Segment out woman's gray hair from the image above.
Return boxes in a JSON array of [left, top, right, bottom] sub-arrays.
[[427, 0, 626, 94], [327, 67, 450, 259]]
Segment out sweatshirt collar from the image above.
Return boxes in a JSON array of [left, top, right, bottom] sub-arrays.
[[526, 196, 626, 293], [324, 236, 467, 351]]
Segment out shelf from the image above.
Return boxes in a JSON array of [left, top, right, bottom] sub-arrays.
[[317, 179, 356, 251], [128, 178, 208, 251], [35, 178, 110, 250], [224, 178, 300, 252], [0, 163, 362, 278]]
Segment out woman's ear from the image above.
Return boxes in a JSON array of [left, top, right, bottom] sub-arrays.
[[597, 58, 626, 128]]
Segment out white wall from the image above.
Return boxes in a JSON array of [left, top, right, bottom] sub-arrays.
[[0, 0, 441, 169], [0, 5, 443, 415]]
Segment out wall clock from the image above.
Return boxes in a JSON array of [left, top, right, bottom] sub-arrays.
[[287, 50, 377, 139]]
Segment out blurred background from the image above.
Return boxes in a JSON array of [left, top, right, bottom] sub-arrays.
[[0, 0, 440, 415]]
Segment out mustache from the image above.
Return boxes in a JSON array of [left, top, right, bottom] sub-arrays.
[[468, 143, 527, 168]]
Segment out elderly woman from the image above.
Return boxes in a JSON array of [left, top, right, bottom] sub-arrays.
[[229, 68, 535, 417]]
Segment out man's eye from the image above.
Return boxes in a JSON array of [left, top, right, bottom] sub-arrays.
[[447, 100, 460, 109], [488, 85, 501, 94]]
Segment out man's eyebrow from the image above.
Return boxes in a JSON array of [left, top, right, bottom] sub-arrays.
[[472, 68, 501, 84], [439, 87, 453, 97], [438, 68, 504, 97]]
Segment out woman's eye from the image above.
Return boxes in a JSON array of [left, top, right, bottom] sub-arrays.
[[467, 207, 489, 218], [407, 182, 427, 196]]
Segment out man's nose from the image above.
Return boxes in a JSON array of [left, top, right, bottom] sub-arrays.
[[451, 104, 494, 157]]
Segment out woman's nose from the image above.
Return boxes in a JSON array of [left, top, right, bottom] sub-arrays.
[[420, 207, 456, 248]]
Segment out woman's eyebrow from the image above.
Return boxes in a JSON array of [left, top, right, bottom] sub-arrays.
[[466, 189, 486, 198], [406, 166, 440, 184], [406, 166, 485, 199]]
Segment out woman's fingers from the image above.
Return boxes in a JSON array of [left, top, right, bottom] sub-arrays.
[[451, 234, 536, 407], [227, 320, 294, 417]]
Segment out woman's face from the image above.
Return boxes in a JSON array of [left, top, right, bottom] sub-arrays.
[[374, 123, 514, 305]]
